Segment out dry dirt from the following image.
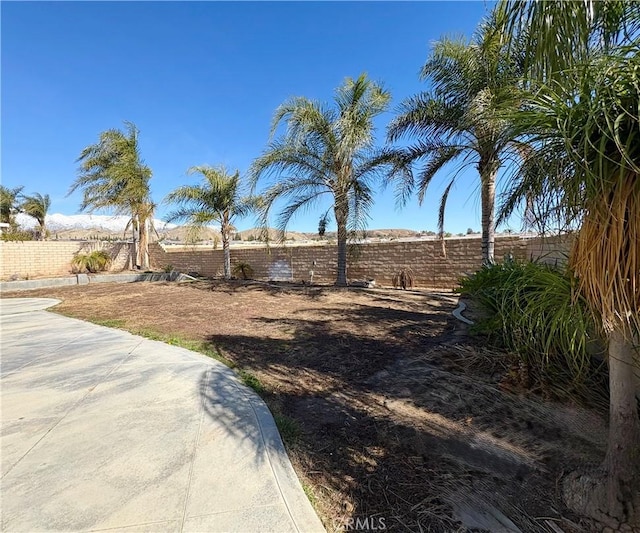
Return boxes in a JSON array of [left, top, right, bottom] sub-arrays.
[[4, 281, 609, 532]]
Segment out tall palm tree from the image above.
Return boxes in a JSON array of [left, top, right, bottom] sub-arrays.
[[251, 74, 409, 286], [387, 17, 525, 264], [497, 1, 640, 526], [165, 166, 257, 279], [69, 121, 153, 269], [0, 185, 24, 228], [21, 193, 50, 240]]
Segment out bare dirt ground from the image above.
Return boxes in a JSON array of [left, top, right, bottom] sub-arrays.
[[4, 281, 609, 532]]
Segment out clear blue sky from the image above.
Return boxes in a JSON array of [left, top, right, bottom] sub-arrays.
[[3, 1, 517, 234]]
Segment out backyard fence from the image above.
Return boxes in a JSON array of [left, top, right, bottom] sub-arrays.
[[1, 235, 570, 288]]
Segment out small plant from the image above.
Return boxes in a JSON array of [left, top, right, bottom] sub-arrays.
[[232, 260, 254, 280], [392, 268, 415, 290], [238, 370, 265, 394], [273, 412, 301, 446], [71, 250, 111, 273], [163, 264, 174, 273]]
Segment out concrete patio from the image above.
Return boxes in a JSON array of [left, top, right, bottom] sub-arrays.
[[0, 298, 324, 532]]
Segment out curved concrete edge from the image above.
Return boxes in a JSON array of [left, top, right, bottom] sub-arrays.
[[0, 298, 61, 315], [242, 388, 326, 532], [452, 299, 475, 325]]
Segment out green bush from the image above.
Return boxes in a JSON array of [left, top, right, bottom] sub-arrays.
[[72, 250, 112, 273], [1, 230, 34, 241], [458, 259, 605, 399], [232, 260, 254, 280]]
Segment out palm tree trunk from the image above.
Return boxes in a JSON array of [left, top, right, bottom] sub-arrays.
[[222, 237, 231, 279], [222, 215, 231, 280], [479, 159, 498, 265], [603, 328, 640, 524], [139, 217, 149, 269], [334, 200, 348, 287], [131, 216, 139, 269]]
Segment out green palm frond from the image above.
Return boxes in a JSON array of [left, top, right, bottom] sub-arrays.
[[0, 185, 25, 225], [251, 73, 402, 238], [70, 121, 152, 219], [251, 73, 407, 284], [408, 142, 465, 204], [21, 193, 50, 228], [386, 16, 529, 263], [165, 165, 257, 230], [438, 179, 455, 237]]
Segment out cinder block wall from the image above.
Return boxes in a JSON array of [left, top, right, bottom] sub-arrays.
[[149, 235, 571, 289], [0, 235, 571, 287], [0, 241, 134, 280]]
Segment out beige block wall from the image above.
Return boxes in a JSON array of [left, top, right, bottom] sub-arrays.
[[149, 235, 572, 289], [0, 235, 572, 287], [0, 241, 134, 280]]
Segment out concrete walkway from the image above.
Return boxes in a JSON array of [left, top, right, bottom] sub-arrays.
[[0, 298, 325, 533]]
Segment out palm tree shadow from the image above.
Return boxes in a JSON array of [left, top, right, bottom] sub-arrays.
[[197, 365, 279, 469]]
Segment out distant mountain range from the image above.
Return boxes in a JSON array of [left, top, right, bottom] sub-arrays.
[[13, 213, 470, 243], [16, 213, 179, 233]]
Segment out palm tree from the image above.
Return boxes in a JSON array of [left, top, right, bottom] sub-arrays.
[[165, 166, 257, 279], [496, 1, 640, 526], [69, 121, 153, 269], [21, 193, 50, 240], [251, 74, 410, 286], [387, 17, 525, 264], [0, 185, 24, 228]]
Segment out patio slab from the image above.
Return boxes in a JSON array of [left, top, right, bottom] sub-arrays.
[[0, 298, 324, 532]]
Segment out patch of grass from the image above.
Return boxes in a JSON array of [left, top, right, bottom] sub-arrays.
[[273, 411, 301, 446], [91, 318, 127, 328], [238, 370, 266, 395], [302, 482, 317, 506]]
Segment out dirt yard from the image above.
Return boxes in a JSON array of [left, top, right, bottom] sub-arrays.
[[5, 280, 609, 532]]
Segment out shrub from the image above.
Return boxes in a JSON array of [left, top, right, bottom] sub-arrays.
[[458, 259, 605, 400], [392, 268, 415, 290], [72, 250, 112, 273], [232, 260, 254, 280], [1, 230, 34, 241]]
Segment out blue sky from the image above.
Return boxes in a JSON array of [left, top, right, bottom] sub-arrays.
[[3, 1, 515, 234]]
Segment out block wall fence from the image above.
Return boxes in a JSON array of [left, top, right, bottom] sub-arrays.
[[0, 235, 570, 287], [148, 234, 571, 289], [0, 241, 134, 280]]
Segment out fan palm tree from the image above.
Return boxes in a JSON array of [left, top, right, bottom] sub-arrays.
[[21, 193, 50, 240], [0, 185, 24, 228], [496, 1, 640, 526], [387, 17, 525, 264], [251, 74, 410, 286], [165, 166, 258, 279], [69, 121, 153, 269]]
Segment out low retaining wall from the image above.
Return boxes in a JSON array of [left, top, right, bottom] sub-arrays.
[[0, 272, 182, 292]]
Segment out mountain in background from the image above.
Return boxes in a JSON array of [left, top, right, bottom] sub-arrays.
[[13, 213, 466, 243], [16, 213, 178, 233]]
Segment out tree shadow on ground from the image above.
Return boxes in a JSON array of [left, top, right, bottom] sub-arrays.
[[202, 310, 606, 532]]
